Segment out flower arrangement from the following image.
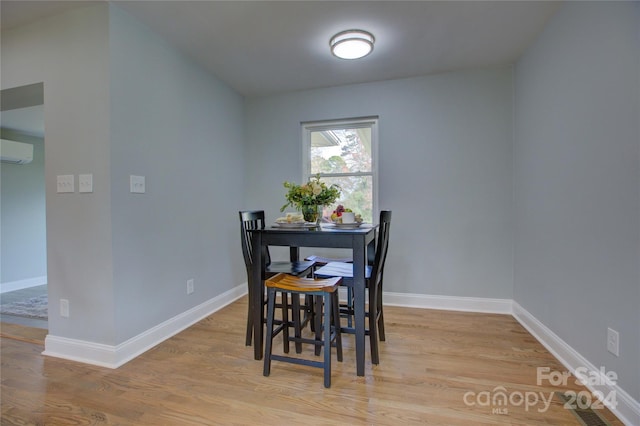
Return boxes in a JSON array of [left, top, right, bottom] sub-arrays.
[[280, 174, 341, 221]]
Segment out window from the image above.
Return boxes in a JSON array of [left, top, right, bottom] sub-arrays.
[[302, 117, 378, 223]]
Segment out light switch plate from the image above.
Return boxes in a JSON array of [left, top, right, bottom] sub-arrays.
[[57, 175, 74, 193], [79, 174, 93, 193], [130, 175, 145, 193]]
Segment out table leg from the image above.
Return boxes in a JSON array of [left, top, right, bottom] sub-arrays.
[[353, 239, 366, 377], [289, 246, 299, 262]]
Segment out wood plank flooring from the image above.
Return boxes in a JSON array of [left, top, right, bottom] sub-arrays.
[[0, 322, 47, 345], [1, 298, 623, 425]]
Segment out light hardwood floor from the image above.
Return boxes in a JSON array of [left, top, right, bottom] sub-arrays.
[[1, 298, 623, 425]]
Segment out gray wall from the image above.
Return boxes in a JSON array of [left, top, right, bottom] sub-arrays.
[[245, 69, 514, 298], [2, 3, 115, 341], [109, 6, 246, 342], [514, 1, 640, 400], [1, 3, 247, 345], [0, 130, 46, 284]]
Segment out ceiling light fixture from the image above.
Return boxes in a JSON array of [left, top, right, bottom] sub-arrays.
[[330, 29, 375, 60]]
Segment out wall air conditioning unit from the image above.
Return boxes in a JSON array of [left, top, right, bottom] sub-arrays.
[[0, 139, 33, 164]]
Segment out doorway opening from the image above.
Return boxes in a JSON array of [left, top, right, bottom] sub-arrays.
[[0, 82, 47, 331]]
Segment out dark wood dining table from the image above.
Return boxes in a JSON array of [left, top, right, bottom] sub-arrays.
[[250, 222, 377, 377]]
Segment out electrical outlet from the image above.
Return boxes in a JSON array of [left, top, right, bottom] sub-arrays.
[[130, 175, 145, 193], [607, 327, 619, 356], [187, 279, 194, 295], [60, 299, 69, 318]]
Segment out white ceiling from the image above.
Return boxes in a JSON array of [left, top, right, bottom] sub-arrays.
[[1, 1, 560, 136], [2, 0, 560, 98]]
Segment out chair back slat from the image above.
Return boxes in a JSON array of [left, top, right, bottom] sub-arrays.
[[239, 210, 271, 271], [370, 210, 392, 288]]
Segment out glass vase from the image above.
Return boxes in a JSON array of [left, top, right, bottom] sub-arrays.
[[301, 205, 321, 225]]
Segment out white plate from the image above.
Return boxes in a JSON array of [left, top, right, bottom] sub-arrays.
[[330, 222, 363, 229], [273, 222, 317, 228]]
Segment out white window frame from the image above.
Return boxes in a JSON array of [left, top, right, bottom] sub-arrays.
[[301, 116, 379, 218]]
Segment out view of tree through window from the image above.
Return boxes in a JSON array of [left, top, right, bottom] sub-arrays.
[[304, 118, 377, 222]]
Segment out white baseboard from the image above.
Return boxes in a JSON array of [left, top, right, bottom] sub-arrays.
[[1, 276, 47, 294], [41, 288, 510, 369], [43, 284, 246, 369], [384, 291, 513, 314], [512, 302, 640, 426]]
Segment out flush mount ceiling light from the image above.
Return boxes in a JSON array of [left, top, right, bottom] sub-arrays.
[[330, 29, 375, 60]]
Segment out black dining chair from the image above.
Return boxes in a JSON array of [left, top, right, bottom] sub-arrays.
[[314, 210, 392, 365], [239, 210, 317, 347], [305, 251, 374, 330]]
